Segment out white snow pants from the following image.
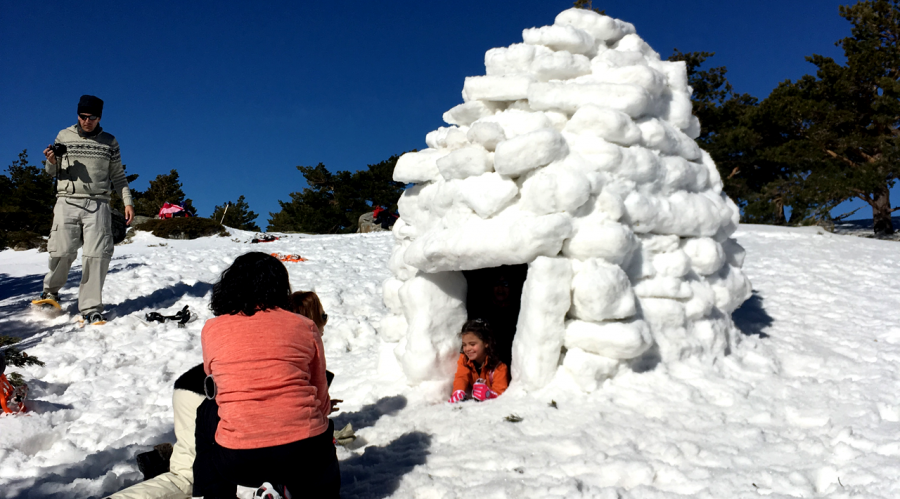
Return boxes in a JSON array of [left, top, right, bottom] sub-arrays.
[[43, 197, 113, 315]]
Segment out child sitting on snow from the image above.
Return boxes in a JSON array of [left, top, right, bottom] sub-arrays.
[[290, 291, 328, 334], [449, 319, 510, 403]]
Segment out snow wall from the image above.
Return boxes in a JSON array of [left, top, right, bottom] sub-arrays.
[[380, 8, 752, 394]]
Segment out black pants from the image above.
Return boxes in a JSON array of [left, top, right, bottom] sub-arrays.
[[193, 398, 341, 498]]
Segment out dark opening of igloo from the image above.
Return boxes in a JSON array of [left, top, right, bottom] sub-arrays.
[[462, 264, 527, 366]]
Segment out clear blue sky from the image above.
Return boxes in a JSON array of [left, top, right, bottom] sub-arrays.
[[2, 0, 880, 226]]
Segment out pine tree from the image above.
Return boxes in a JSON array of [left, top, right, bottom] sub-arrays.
[[759, 0, 899, 234], [268, 154, 406, 234], [0, 150, 55, 247], [133, 169, 198, 217], [211, 195, 261, 231]]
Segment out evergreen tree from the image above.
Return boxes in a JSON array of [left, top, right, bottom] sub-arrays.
[[211, 195, 261, 231], [133, 169, 198, 217], [758, 0, 899, 234], [0, 150, 55, 247], [268, 154, 406, 234]]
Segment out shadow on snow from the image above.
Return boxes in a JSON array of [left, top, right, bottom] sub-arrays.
[[732, 291, 773, 338]]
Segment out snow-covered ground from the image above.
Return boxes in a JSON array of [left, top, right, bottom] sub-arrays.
[[1, 224, 898, 498]]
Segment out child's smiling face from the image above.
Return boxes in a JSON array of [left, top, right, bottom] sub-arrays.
[[462, 332, 487, 364]]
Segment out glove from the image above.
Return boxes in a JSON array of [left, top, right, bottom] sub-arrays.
[[448, 390, 466, 403], [472, 382, 496, 401]]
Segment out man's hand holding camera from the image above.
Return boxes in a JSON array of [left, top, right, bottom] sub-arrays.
[[43, 143, 67, 166]]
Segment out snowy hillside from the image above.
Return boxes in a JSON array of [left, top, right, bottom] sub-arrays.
[[1, 225, 899, 498]]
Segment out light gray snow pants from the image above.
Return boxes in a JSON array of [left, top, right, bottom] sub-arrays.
[[43, 197, 113, 315]]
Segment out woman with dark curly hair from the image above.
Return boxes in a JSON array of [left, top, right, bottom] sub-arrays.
[[193, 252, 340, 498]]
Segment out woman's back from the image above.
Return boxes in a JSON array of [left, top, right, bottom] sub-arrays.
[[202, 307, 331, 450]]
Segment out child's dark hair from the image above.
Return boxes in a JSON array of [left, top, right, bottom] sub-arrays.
[[210, 252, 291, 317], [460, 319, 500, 369]]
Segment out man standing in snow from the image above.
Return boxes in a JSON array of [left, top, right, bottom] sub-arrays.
[[34, 95, 135, 324]]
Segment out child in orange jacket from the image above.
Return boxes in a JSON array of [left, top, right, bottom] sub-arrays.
[[449, 319, 510, 403]]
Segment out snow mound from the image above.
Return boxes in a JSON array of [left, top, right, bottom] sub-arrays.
[[382, 8, 750, 393]]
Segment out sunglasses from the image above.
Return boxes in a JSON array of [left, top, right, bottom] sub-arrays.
[[321, 312, 328, 323], [78, 114, 100, 121]]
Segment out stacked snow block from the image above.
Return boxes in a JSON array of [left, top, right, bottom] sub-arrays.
[[381, 8, 751, 394]]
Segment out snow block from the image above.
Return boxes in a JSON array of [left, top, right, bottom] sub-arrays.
[[683, 237, 726, 276], [531, 50, 592, 81], [396, 272, 468, 384], [562, 219, 637, 265], [528, 81, 652, 117], [458, 172, 518, 218], [494, 128, 568, 177], [512, 256, 572, 390], [485, 43, 551, 76], [436, 145, 492, 181], [564, 319, 651, 359], [565, 105, 642, 146], [467, 121, 507, 151], [519, 161, 591, 215], [570, 258, 636, 321], [554, 8, 628, 44], [589, 65, 668, 99], [561, 347, 620, 392], [443, 101, 499, 127], [476, 109, 554, 139], [403, 210, 573, 272], [522, 25, 595, 55], [393, 149, 445, 184], [463, 75, 533, 102]]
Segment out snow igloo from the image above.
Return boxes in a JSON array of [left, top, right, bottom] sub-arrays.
[[379, 8, 751, 394]]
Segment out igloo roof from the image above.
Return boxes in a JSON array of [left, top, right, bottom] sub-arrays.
[[390, 8, 739, 275]]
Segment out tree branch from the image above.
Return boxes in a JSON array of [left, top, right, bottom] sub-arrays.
[[826, 149, 858, 168], [727, 167, 740, 179], [852, 188, 874, 205]]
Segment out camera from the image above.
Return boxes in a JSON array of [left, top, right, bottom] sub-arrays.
[[49, 143, 67, 157]]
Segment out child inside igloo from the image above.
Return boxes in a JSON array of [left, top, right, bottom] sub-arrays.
[[378, 7, 751, 397]]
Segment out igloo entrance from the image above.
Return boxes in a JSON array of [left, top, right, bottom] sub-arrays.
[[463, 264, 527, 366], [379, 7, 752, 396]]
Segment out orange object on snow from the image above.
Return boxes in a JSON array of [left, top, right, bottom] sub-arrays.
[[0, 374, 26, 414], [271, 253, 307, 263]]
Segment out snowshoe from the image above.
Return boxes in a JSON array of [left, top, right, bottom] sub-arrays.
[[31, 292, 62, 315], [145, 305, 193, 328], [77, 312, 106, 327]]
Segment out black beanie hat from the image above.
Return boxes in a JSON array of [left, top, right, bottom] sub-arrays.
[[77, 95, 104, 117]]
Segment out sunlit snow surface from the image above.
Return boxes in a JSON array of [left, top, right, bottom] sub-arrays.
[[1, 226, 899, 498]]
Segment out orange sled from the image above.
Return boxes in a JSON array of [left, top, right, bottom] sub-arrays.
[[1, 374, 27, 414], [271, 253, 307, 263]]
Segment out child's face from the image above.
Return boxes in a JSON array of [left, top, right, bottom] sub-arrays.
[[462, 332, 487, 364]]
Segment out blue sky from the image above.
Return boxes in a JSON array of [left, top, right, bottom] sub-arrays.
[[2, 0, 880, 226]]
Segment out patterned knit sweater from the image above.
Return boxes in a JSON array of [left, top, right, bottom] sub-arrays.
[[46, 124, 133, 206]]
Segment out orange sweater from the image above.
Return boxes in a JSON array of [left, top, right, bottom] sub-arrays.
[[452, 353, 510, 395], [201, 307, 330, 450]]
